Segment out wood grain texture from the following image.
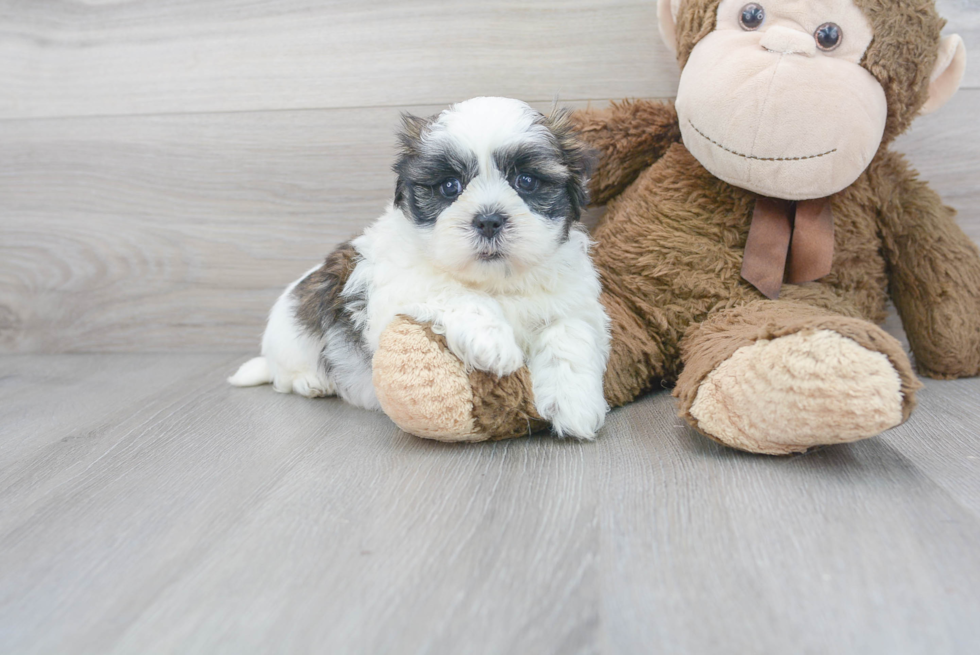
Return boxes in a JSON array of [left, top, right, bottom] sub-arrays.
[[893, 92, 980, 240], [0, 0, 677, 120], [2, 91, 978, 354], [1, 0, 974, 122], [0, 105, 404, 353], [0, 353, 978, 654]]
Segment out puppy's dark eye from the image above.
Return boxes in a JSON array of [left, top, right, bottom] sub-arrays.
[[814, 23, 842, 51], [739, 4, 765, 30], [515, 173, 539, 193], [439, 178, 462, 198]]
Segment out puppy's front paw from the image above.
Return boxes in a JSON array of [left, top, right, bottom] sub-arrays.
[[462, 327, 525, 377], [446, 318, 524, 378], [534, 383, 607, 440]]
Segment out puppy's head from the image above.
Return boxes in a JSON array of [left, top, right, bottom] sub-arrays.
[[393, 97, 594, 283]]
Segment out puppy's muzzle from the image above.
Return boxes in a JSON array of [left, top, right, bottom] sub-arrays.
[[472, 212, 508, 240]]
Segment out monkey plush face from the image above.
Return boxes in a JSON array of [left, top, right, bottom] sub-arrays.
[[675, 0, 884, 200], [659, 0, 967, 201]]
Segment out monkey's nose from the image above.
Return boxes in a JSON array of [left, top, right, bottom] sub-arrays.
[[473, 213, 506, 239], [760, 25, 816, 57]]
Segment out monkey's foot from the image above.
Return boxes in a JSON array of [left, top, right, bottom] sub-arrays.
[[689, 329, 910, 455], [675, 303, 922, 455], [372, 317, 547, 442]]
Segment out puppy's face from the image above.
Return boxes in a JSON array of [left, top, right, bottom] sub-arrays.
[[393, 97, 593, 284]]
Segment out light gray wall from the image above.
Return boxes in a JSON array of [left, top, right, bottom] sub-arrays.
[[1, 0, 977, 353]]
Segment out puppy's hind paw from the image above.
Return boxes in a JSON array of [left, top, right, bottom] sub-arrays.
[[269, 371, 336, 398], [291, 374, 337, 399]]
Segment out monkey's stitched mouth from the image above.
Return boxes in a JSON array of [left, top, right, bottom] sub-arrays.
[[688, 121, 837, 162]]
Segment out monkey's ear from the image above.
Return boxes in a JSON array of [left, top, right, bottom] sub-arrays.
[[657, 0, 682, 55], [920, 35, 967, 115]]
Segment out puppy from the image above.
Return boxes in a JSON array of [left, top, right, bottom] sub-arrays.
[[229, 97, 610, 439]]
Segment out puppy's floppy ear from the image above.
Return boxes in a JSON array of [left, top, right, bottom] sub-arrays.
[[393, 112, 432, 207], [396, 112, 430, 158], [544, 107, 598, 222]]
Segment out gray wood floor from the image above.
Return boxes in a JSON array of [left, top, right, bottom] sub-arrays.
[[1, 350, 979, 654]]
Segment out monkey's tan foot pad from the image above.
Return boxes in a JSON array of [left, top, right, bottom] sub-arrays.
[[689, 329, 906, 455], [373, 316, 548, 443]]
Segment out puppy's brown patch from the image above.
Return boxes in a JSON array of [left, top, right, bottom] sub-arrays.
[[293, 241, 361, 337]]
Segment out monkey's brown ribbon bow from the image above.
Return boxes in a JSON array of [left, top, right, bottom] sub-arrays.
[[740, 196, 835, 300]]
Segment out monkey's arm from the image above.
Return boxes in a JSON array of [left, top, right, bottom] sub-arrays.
[[876, 153, 980, 379], [572, 99, 681, 206]]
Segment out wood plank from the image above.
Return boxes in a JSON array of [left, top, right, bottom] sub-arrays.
[[0, 353, 601, 654], [886, 380, 980, 516], [0, 0, 677, 120], [0, 353, 241, 491], [2, 90, 978, 354], [1, 0, 974, 122], [0, 105, 405, 353], [1, 353, 979, 652], [596, 381, 980, 654], [894, 89, 980, 242]]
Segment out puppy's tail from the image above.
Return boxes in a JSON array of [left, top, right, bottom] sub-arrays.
[[228, 356, 272, 387]]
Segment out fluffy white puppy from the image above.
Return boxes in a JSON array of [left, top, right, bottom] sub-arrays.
[[230, 97, 611, 439]]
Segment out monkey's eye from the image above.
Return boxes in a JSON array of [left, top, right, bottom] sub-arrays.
[[439, 178, 462, 198], [814, 23, 843, 51], [739, 4, 765, 31], [515, 173, 540, 193]]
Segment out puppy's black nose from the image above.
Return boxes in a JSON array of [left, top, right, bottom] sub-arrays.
[[473, 213, 506, 239]]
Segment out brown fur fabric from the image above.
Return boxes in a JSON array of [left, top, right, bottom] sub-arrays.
[[589, 134, 980, 393], [570, 100, 681, 205], [854, 0, 946, 144], [872, 152, 980, 378], [593, 141, 897, 400], [470, 368, 549, 440]]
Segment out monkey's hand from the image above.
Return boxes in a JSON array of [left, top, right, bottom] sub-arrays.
[[876, 153, 980, 379], [571, 100, 681, 206], [372, 317, 548, 443]]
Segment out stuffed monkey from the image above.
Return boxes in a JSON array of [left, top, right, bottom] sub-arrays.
[[370, 0, 977, 454]]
